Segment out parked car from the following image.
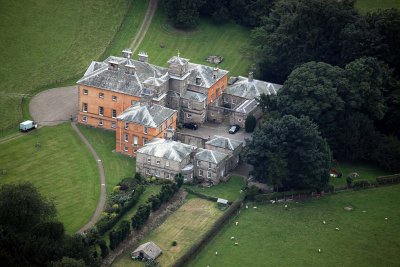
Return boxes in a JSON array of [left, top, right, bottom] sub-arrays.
[[228, 124, 240, 134], [19, 120, 37, 132], [183, 122, 198, 130]]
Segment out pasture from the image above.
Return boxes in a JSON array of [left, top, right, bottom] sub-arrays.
[[135, 7, 252, 76], [112, 197, 224, 267], [0, 0, 136, 130], [190, 185, 400, 267], [184, 175, 246, 202], [356, 0, 400, 13], [0, 124, 99, 233]]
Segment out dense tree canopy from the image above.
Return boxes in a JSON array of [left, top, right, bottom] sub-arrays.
[[163, 0, 205, 29], [245, 115, 331, 190], [0, 183, 100, 266]]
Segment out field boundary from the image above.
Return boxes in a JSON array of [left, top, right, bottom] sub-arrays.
[[173, 198, 244, 267]]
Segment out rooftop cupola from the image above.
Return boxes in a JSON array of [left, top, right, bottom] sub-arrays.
[[248, 72, 254, 82], [122, 48, 132, 59]]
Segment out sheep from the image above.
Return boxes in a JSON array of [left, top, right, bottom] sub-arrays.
[[323, 220, 326, 224], [230, 236, 235, 240], [215, 251, 218, 255], [318, 249, 322, 253], [235, 221, 239, 226], [362, 210, 367, 213], [284, 205, 288, 208], [385, 217, 388, 220], [335, 227, 340, 231], [246, 205, 249, 209], [234, 242, 239, 246], [253, 206, 257, 209], [270, 200, 275, 204]]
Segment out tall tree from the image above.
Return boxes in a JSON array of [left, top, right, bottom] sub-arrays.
[[245, 115, 331, 190], [163, 0, 205, 29]]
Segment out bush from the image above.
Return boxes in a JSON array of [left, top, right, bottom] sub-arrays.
[[171, 240, 177, 246], [246, 185, 260, 200], [376, 174, 400, 185], [245, 114, 257, 133]]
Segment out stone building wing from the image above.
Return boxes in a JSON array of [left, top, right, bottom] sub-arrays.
[[226, 76, 282, 99], [181, 90, 207, 102], [195, 148, 228, 164], [137, 138, 195, 162], [188, 63, 228, 88], [235, 98, 258, 114], [132, 241, 162, 260], [117, 104, 176, 128], [205, 136, 243, 151]]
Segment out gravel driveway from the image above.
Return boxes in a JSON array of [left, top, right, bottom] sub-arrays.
[[30, 86, 78, 126]]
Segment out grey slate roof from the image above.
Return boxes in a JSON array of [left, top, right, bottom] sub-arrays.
[[195, 148, 228, 164], [181, 90, 207, 102], [226, 76, 282, 99], [206, 136, 243, 151], [117, 103, 176, 128], [132, 242, 162, 260], [143, 72, 169, 87], [188, 63, 228, 88], [235, 98, 258, 114], [137, 138, 195, 162], [168, 55, 189, 65], [77, 56, 167, 96]]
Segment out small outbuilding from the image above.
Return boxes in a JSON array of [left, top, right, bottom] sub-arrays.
[[132, 241, 162, 261], [217, 198, 229, 205]]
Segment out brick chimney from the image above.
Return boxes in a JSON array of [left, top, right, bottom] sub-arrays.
[[213, 67, 219, 80], [248, 72, 254, 82], [108, 59, 119, 71], [138, 52, 149, 62], [122, 48, 132, 59]]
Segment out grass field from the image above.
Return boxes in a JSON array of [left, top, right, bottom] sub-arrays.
[[0, 0, 139, 130], [190, 185, 400, 267], [0, 124, 99, 233], [356, 0, 400, 13], [135, 6, 252, 76], [330, 161, 391, 187], [77, 125, 135, 192], [112, 197, 224, 267], [184, 175, 246, 202]]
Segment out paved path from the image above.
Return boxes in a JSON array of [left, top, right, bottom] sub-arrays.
[[71, 122, 107, 234], [129, 0, 158, 52]]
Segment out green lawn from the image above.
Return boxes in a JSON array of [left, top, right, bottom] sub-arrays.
[[135, 6, 252, 76], [77, 124, 135, 192], [184, 175, 246, 202], [0, 0, 138, 130], [190, 185, 400, 267], [112, 197, 224, 267], [103, 184, 161, 246], [330, 161, 392, 187], [356, 0, 400, 13], [0, 124, 99, 233]]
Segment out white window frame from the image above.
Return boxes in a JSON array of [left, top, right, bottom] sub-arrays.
[[144, 126, 148, 134], [156, 159, 160, 165], [143, 138, 147, 145], [124, 146, 128, 152], [98, 106, 104, 116], [166, 161, 170, 167], [133, 136, 138, 147], [238, 118, 242, 122], [124, 122, 129, 130], [155, 170, 160, 177], [124, 133, 129, 142], [111, 121, 116, 129], [112, 95, 117, 101], [208, 162, 212, 169], [131, 100, 137, 105], [165, 173, 170, 179], [112, 109, 117, 118], [197, 160, 200, 167], [147, 157, 151, 164], [99, 92, 104, 99], [146, 169, 151, 175], [199, 170, 203, 177], [188, 101, 192, 109], [82, 116, 87, 123], [98, 119, 104, 126], [207, 171, 211, 178], [82, 103, 88, 113], [83, 89, 88, 95]]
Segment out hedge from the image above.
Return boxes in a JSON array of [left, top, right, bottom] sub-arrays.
[[352, 179, 370, 189], [376, 174, 400, 185], [184, 188, 219, 202], [172, 199, 243, 267], [96, 185, 145, 235], [254, 188, 315, 202]]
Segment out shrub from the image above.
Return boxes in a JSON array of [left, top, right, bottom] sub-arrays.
[[353, 179, 370, 189], [113, 186, 121, 193], [171, 240, 177, 246], [245, 114, 257, 133], [376, 174, 400, 185], [246, 185, 260, 200]]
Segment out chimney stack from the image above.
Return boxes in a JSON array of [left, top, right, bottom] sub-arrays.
[[108, 59, 119, 71], [213, 67, 219, 80], [248, 72, 254, 82], [195, 76, 202, 85], [138, 52, 149, 62], [122, 49, 132, 59]]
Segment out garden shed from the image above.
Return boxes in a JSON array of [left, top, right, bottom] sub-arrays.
[[132, 241, 162, 261]]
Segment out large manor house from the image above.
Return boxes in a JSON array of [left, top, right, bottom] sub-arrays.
[[77, 49, 281, 183]]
